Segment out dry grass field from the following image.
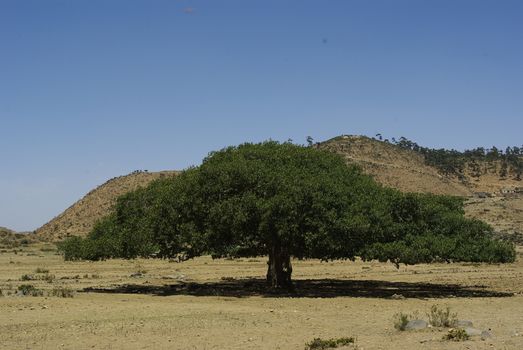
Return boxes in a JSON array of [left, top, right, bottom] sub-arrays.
[[1, 244, 523, 349]]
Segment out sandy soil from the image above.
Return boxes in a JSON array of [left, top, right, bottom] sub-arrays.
[[1, 245, 523, 350]]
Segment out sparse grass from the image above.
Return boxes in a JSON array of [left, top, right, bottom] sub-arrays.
[[17, 284, 44, 296], [49, 286, 75, 298], [134, 262, 147, 274], [305, 337, 355, 350], [443, 328, 470, 341], [35, 267, 50, 274], [393, 312, 412, 331], [427, 305, 457, 327], [39, 246, 57, 252]]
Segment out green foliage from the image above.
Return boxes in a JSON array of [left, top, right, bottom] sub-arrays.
[[393, 312, 412, 331], [427, 305, 457, 328], [41, 273, 55, 283], [20, 274, 34, 281], [49, 286, 75, 298], [305, 337, 355, 350], [58, 141, 516, 286], [17, 284, 43, 296], [443, 328, 469, 341]]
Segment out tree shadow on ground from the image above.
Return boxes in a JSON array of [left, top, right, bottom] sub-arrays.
[[82, 278, 513, 299]]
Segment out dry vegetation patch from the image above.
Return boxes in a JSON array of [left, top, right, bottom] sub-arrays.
[[1, 245, 523, 349]]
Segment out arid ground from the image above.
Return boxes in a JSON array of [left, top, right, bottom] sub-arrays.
[[1, 244, 523, 349]]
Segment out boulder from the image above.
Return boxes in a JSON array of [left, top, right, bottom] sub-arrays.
[[464, 327, 482, 336], [455, 320, 474, 328]]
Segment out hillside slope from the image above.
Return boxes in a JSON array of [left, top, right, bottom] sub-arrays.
[[319, 135, 522, 237], [36, 171, 178, 241], [318, 135, 472, 196]]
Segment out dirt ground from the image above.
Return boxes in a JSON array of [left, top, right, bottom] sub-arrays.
[[1, 245, 523, 350]]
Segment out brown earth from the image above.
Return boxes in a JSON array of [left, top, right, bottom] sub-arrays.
[[465, 196, 523, 241], [318, 136, 472, 196], [319, 136, 523, 238], [1, 244, 522, 349], [35, 171, 178, 241]]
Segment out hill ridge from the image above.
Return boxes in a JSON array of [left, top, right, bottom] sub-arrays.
[[35, 170, 178, 241]]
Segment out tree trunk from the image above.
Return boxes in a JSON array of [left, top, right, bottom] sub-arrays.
[[266, 245, 293, 289]]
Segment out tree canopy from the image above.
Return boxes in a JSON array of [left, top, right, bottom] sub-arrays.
[[59, 141, 515, 288]]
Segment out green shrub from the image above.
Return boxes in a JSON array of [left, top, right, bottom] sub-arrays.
[[305, 337, 355, 350], [49, 286, 75, 298], [17, 284, 43, 296], [41, 273, 55, 283], [427, 305, 457, 327], [443, 328, 469, 341], [393, 312, 412, 331], [20, 274, 34, 281], [35, 267, 49, 274]]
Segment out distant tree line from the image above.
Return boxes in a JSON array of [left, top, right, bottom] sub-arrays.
[[377, 135, 523, 180]]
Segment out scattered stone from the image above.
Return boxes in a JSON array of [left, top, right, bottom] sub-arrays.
[[163, 274, 186, 280], [405, 319, 428, 331], [455, 320, 474, 328], [390, 293, 405, 300], [464, 327, 482, 336]]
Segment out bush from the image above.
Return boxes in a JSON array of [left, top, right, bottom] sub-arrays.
[[42, 273, 55, 283], [427, 305, 457, 327], [443, 328, 469, 341], [17, 284, 43, 296], [393, 312, 412, 331], [35, 267, 49, 274], [20, 274, 34, 281], [50, 286, 75, 298], [305, 337, 355, 350]]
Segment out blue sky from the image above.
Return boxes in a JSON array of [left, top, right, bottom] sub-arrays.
[[1, 0, 522, 231]]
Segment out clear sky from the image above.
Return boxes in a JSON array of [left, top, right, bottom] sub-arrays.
[[1, 0, 522, 232]]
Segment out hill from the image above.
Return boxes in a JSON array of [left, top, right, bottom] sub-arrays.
[[318, 135, 472, 196], [35, 171, 178, 241], [0, 227, 41, 248], [319, 135, 523, 238]]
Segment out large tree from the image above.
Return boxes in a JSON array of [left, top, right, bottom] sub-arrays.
[[60, 141, 515, 288]]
